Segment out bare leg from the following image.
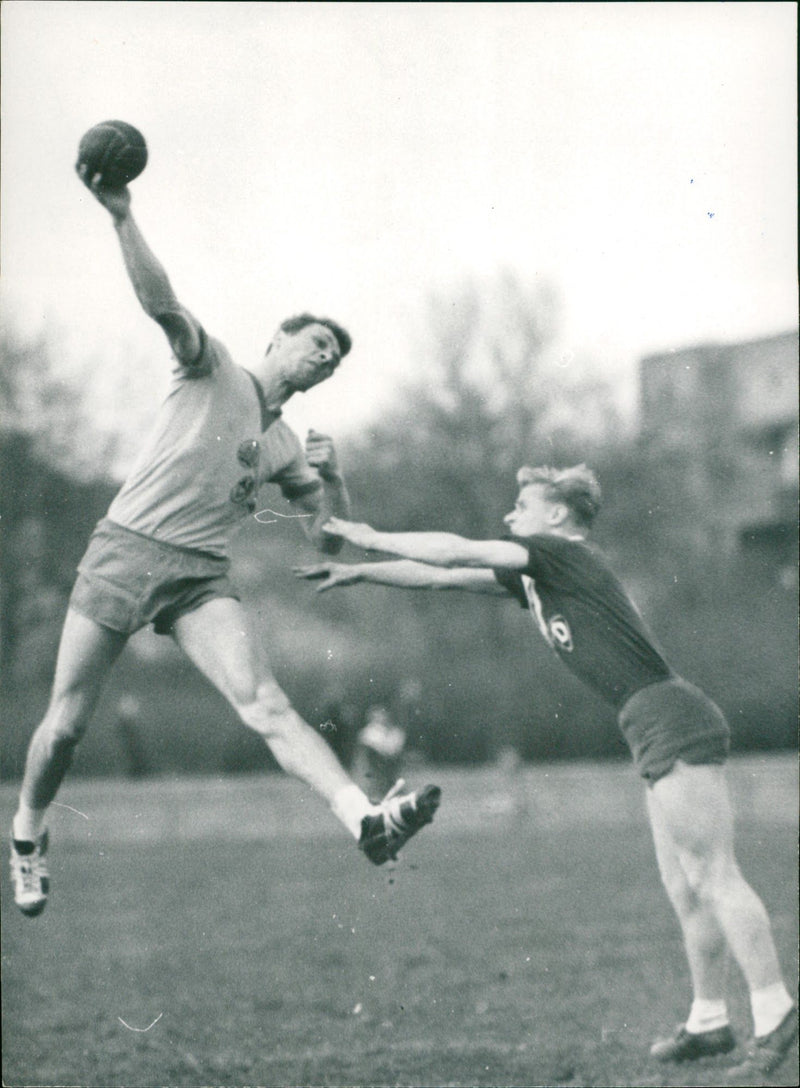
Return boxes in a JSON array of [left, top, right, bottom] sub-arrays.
[[648, 762, 785, 994], [16, 609, 128, 820], [172, 598, 366, 825], [647, 785, 730, 1002]]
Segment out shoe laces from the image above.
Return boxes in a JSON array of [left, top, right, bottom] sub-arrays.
[[380, 779, 412, 836], [11, 852, 46, 887], [11, 843, 48, 889]]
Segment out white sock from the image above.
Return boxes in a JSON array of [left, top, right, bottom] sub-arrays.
[[750, 982, 794, 1037], [331, 784, 376, 840], [685, 998, 730, 1034], [13, 803, 47, 844]]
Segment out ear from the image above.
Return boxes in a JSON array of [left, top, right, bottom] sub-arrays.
[[546, 502, 570, 527]]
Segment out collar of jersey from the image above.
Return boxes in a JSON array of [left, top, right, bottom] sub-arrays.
[[245, 370, 282, 432]]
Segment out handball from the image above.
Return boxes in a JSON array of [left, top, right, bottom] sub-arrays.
[[76, 121, 148, 189]]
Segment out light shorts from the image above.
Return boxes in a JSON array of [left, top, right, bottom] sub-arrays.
[[68, 518, 240, 636], [618, 677, 731, 785]]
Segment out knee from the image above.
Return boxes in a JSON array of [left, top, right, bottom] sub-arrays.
[[701, 860, 747, 909], [236, 679, 293, 737], [660, 868, 701, 916], [40, 691, 93, 748], [682, 852, 735, 906]]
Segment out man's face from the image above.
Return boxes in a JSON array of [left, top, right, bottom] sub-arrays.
[[275, 323, 342, 390], [503, 484, 561, 537]]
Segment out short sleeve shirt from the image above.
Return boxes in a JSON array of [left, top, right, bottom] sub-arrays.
[[106, 332, 321, 556], [494, 534, 673, 708]]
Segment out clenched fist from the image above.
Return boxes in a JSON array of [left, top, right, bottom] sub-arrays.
[[305, 429, 340, 482]]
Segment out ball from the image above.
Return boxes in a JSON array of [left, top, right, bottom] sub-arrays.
[[76, 121, 148, 189]]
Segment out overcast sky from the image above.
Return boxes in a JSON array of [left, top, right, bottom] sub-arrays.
[[1, 1, 797, 453]]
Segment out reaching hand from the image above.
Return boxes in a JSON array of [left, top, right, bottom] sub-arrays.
[[293, 563, 361, 593], [76, 163, 131, 221], [305, 429, 340, 482], [321, 517, 376, 549]]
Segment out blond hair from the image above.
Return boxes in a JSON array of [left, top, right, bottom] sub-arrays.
[[516, 464, 602, 528]]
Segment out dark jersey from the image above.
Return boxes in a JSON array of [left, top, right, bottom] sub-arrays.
[[494, 534, 673, 709]]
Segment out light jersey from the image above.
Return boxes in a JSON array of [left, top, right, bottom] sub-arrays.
[[494, 534, 673, 709], [106, 330, 322, 557]]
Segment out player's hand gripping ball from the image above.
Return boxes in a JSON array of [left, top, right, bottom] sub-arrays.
[[76, 121, 148, 189]]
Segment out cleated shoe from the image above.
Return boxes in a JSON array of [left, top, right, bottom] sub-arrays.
[[650, 1023, 736, 1062], [10, 829, 50, 917], [726, 1005, 798, 1080], [359, 780, 441, 865]]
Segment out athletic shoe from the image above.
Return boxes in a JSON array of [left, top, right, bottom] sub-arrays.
[[9, 829, 50, 917], [650, 1023, 736, 1062], [359, 780, 441, 865], [726, 1005, 798, 1080]]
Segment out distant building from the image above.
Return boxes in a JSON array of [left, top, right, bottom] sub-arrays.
[[639, 331, 798, 573]]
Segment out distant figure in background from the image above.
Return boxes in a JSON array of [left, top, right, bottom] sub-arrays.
[[113, 693, 150, 778], [485, 744, 528, 821], [296, 463, 797, 1080], [8, 160, 440, 920], [356, 705, 407, 800]]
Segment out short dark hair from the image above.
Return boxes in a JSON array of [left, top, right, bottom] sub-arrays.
[[278, 313, 352, 358], [516, 464, 602, 528]]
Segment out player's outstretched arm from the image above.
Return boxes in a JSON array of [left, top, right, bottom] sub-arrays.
[[295, 560, 512, 595], [76, 166, 202, 366], [321, 517, 529, 570]]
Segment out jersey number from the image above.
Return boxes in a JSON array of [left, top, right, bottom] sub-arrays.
[[521, 575, 574, 653]]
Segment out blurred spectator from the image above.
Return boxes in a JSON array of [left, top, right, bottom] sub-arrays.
[[356, 705, 407, 800], [488, 744, 529, 820], [114, 693, 151, 778]]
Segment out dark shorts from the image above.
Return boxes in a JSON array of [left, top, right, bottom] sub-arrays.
[[618, 677, 731, 785], [68, 518, 240, 636]]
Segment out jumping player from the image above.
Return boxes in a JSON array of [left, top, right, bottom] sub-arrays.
[[295, 464, 797, 1079], [8, 167, 440, 918]]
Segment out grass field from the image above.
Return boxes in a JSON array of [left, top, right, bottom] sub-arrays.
[[2, 755, 797, 1088]]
